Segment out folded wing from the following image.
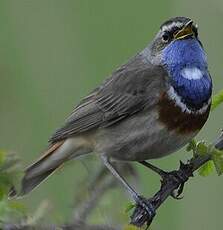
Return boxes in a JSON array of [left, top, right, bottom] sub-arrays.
[[49, 55, 166, 143]]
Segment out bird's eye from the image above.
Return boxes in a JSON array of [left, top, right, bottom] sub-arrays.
[[162, 32, 170, 42]]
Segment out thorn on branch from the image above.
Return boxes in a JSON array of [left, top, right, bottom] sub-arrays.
[[130, 131, 223, 228]]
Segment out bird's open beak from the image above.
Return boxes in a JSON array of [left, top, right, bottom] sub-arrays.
[[174, 20, 194, 40]]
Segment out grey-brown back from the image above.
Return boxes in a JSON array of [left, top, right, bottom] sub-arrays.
[[49, 54, 167, 144]]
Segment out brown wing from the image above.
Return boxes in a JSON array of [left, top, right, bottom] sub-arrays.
[[49, 55, 166, 143]]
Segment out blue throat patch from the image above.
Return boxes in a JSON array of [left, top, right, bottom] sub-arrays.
[[162, 38, 212, 109]]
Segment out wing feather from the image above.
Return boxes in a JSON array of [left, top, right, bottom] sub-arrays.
[[49, 55, 166, 143]]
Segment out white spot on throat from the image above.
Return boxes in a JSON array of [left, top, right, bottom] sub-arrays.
[[181, 67, 203, 80], [167, 86, 211, 114]]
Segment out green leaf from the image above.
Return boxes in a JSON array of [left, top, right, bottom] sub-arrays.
[[211, 89, 223, 111], [125, 202, 135, 213], [186, 139, 197, 152], [188, 141, 215, 176], [0, 150, 24, 223], [212, 148, 223, 175], [123, 225, 141, 230], [196, 141, 208, 155], [9, 201, 26, 214], [186, 140, 210, 158], [198, 160, 214, 176]]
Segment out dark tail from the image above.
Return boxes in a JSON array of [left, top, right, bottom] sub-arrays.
[[9, 136, 92, 198], [9, 141, 66, 198]]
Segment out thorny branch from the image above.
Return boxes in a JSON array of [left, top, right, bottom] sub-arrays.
[[3, 163, 137, 230], [130, 131, 223, 228], [3, 223, 118, 230], [3, 132, 223, 229]]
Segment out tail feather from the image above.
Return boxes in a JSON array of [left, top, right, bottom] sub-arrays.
[[9, 141, 65, 198], [9, 137, 92, 199], [18, 164, 62, 197]]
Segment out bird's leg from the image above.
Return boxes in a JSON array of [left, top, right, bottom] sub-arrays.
[[139, 161, 191, 199], [139, 161, 167, 177], [101, 156, 156, 219]]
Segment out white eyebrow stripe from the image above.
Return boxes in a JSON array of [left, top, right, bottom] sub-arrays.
[[181, 67, 203, 80], [161, 22, 183, 32]]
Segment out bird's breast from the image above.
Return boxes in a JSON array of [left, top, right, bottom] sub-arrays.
[[158, 91, 211, 134]]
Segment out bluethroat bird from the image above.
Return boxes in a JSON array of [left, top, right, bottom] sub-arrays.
[[9, 16, 212, 215]]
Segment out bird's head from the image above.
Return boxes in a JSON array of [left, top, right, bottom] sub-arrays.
[[143, 17, 212, 113], [149, 17, 201, 64]]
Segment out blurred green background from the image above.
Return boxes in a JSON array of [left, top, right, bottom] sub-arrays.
[[0, 0, 223, 229]]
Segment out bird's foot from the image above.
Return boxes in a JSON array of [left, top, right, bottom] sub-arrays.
[[160, 161, 193, 199], [131, 195, 156, 227], [139, 160, 193, 199]]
